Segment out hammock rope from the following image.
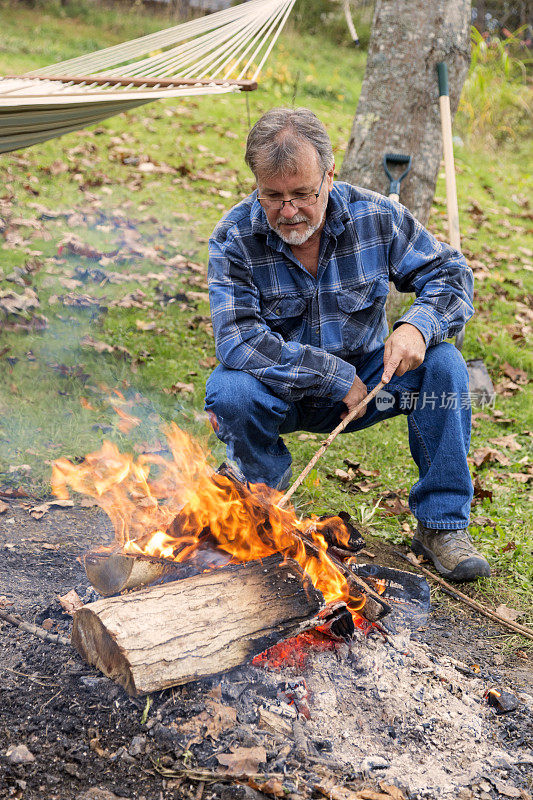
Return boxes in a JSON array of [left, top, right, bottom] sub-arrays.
[[0, 0, 296, 154]]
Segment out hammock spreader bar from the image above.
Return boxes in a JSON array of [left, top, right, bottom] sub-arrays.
[[0, 0, 296, 155]]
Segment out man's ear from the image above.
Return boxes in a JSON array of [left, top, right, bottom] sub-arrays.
[[327, 164, 335, 189]]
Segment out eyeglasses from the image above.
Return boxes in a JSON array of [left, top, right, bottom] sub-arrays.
[[257, 171, 326, 211]]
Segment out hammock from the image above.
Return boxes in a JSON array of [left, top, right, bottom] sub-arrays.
[[0, 0, 296, 154]]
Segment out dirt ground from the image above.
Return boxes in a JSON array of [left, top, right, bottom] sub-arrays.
[[0, 501, 531, 800]]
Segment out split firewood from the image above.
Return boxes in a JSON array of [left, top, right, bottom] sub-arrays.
[[72, 554, 326, 695]]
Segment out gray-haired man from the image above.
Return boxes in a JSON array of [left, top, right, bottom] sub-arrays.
[[205, 107, 490, 582]]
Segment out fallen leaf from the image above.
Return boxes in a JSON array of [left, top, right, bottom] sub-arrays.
[[315, 780, 360, 800], [501, 362, 528, 384], [58, 589, 84, 615], [334, 468, 353, 482], [58, 234, 119, 260], [501, 540, 516, 553], [81, 335, 133, 360], [0, 500, 8, 513], [59, 292, 105, 309], [379, 492, 410, 515], [494, 604, 521, 623], [378, 784, 406, 800], [0, 287, 39, 315], [135, 319, 157, 331], [471, 515, 496, 528], [357, 480, 381, 493], [199, 356, 218, 369], [0, 488, 29, 499], [217, 746, 267, 776], [488, 434, 522, 452], [470, 447, 510, 467], [29, 499, 74, 519], [473, 477, 493, 503], [249, 778, 285, 798], [509, 472, 532, 483], [180, 699, 237, 745], [167, 382, 194, 395]]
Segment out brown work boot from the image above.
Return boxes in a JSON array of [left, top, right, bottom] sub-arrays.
[[411, 523, 491, 582]]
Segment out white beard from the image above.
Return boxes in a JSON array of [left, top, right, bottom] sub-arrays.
[[268, 206, 326, 246]]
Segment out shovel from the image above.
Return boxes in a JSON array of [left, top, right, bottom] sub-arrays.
[[437, 62, 495, 405], [383, 152, 412, 202]]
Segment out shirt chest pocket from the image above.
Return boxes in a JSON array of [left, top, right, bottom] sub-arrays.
[[261, 295, 307, 338], [336, 280, 389, 350]]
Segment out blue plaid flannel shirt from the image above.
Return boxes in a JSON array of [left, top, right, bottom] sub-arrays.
[[208, 182, 474, 403]]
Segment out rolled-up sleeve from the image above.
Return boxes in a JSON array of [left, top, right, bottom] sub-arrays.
[[387, 203, 474, 347], [208, 235, 356, 402]]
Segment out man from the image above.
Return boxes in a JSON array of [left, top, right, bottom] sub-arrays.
[[205, 107, 490, 582]]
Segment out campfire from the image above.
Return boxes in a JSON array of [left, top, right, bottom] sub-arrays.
[[51, 423, 418, 695]]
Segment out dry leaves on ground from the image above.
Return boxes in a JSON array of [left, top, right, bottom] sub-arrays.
[[58, 234, 119, 261], [249, 777, 285, 797], [177, 698, 237, 746], [316, 779, 406, 800], [29, 499, 74, 519], [501, 362, 528, 384], [217, 746, 267, 776], [379, 492, 410, 516], [57, 589, 84, 615], [0, 288, 39, 315], [470, 447, 511, 468], [165, 382, 194, 395], [473, 477, 494, 503], [494, 604, 521, 623], [487, 434, 522, 452], [81, 335, 133, 361]]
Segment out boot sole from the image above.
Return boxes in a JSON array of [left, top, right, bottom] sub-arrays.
[[411, 538, 491, 582]]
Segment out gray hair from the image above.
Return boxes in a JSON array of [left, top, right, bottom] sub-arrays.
[[245, 107, 334, 178]]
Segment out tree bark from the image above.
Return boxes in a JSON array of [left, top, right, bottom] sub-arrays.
[[340, 0, 470, 225], [72, 554, 325, 695]]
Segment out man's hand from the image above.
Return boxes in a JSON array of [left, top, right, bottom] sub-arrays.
[[341, 374, 368, 420], [382, 323, 426, 383]]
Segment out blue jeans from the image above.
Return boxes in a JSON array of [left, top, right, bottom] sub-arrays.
[[205, 342, 473, 530]]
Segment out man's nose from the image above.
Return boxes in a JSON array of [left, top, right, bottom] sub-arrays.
[[279, 200, 298, 219]]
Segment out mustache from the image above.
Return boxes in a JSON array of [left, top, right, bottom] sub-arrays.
[[275, 213, 309, 226]]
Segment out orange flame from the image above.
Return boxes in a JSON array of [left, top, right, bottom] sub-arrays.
[[52, 423, 365, 616]]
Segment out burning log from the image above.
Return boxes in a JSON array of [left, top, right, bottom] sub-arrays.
[[83, 550, 199, 596], [72, 554, 326, 695]]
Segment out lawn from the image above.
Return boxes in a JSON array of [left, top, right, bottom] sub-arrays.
[[0, 2, 531, 626]]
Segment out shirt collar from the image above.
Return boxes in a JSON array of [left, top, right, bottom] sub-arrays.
[[249, 182, 351, 242]]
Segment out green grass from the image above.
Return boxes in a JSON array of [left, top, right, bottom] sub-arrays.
[[0, 3, 531, 626]]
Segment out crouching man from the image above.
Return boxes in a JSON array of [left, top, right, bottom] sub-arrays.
[[204, 107, 490, 582]]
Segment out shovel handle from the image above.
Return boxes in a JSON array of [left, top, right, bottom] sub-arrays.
[[437, 62, 461, 252]]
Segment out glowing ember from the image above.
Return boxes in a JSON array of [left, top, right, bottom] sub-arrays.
[[252, 631, 337, 670], [52, 423, 366, 618]]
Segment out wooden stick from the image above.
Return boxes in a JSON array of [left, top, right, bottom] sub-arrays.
[[396, 551, 533, 641], [278, 380, 386, 508], [6, 73, 258, 91], [0, 608, 70, 646]]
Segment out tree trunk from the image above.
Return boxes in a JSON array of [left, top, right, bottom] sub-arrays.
[[72, 554, 325, 695], [340, 0, 471, 226], [339, 0, 470, 322]]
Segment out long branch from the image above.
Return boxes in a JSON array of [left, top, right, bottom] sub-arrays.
[[396, 552, 533, 641], [0, 608, 70, 646]]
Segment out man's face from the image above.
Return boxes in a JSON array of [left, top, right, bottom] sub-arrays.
[[256, 148, 334, 246]]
